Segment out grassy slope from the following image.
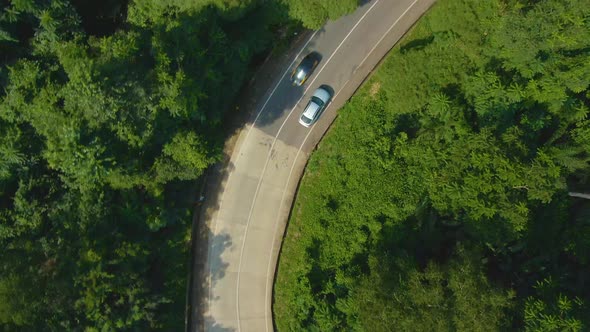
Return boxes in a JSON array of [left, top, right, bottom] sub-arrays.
[[274, 0, 590, 329], [273, 0, 496, 330]]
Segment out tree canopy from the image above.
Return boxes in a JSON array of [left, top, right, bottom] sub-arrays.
[[274, 0, 590, 330], [0, 0, 354, 329]]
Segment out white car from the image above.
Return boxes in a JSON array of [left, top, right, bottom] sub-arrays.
[[298, 87, 332, 127]]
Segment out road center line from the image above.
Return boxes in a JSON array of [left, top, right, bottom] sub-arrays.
[[206, 30, 317, 317], [233, 1, 382, 331], [263, 0, 421, 330]]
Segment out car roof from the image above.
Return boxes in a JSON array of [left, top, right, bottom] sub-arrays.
[[298, 57, 314, 71], [313, 87, 331, 103], [302, 100, 320, 119]]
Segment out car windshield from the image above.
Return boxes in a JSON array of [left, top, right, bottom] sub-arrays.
[[300, 58, 314, 70], [301, 114, 313, 124], [311, 96, 324, 107]]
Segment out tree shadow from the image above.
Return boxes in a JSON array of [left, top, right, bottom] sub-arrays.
[[189, 226, 233, 331], [70, 0, 129, 37], [207, 232, 232, 287], [400, 35, 434, 54], [187, 157, 236, 332], [204, 316, 235, 332], [252, 29, 327, 129]]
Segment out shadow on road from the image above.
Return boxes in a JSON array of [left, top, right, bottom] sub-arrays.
[[188, 156, 235, 331], [203, 316, 235, 332], [252, 32, 325, 130], [186, 28, 319, 330]]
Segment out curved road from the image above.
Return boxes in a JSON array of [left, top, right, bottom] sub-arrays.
[[195, 0, 435, 331]]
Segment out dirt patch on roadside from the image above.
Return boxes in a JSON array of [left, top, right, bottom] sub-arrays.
[[369, 81, 381, 97]]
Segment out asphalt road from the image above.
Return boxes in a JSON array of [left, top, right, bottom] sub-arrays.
[[194, 0, 436, 331]]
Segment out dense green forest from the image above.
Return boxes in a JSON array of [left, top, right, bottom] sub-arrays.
[[0, 0, 358, 330], [274, 0, 590, 331]]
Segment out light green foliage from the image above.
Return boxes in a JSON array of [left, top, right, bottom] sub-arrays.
[[1, 0, 350, 329], [0, 127, 23, 181], [128, 0, 358, 30], [275, 0, 590, 330], [524, 278, 585, 332], [350, 249, 514, 332], [281, 0, 359, 29], [129, 0, 241, 27], [0, 276, 33, 326], [525, 295, 584, 332], [154, 131, 215, 182]]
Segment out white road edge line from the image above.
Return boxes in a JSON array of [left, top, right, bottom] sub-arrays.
[[360, 0, 419, 74], [206, 29, 317, 319], [263, 0, 420, 330], [251, 30, 320, 129], [234, 1, 382, 331]]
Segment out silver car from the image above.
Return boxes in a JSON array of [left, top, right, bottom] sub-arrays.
[[299, 87, 332, 127]]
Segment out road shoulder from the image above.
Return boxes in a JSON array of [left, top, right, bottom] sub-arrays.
[[186, 30, 314, 332]]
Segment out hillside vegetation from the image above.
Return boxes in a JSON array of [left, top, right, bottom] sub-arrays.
[[274, 0, 590, 330], [0, 0, 360, 330]]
